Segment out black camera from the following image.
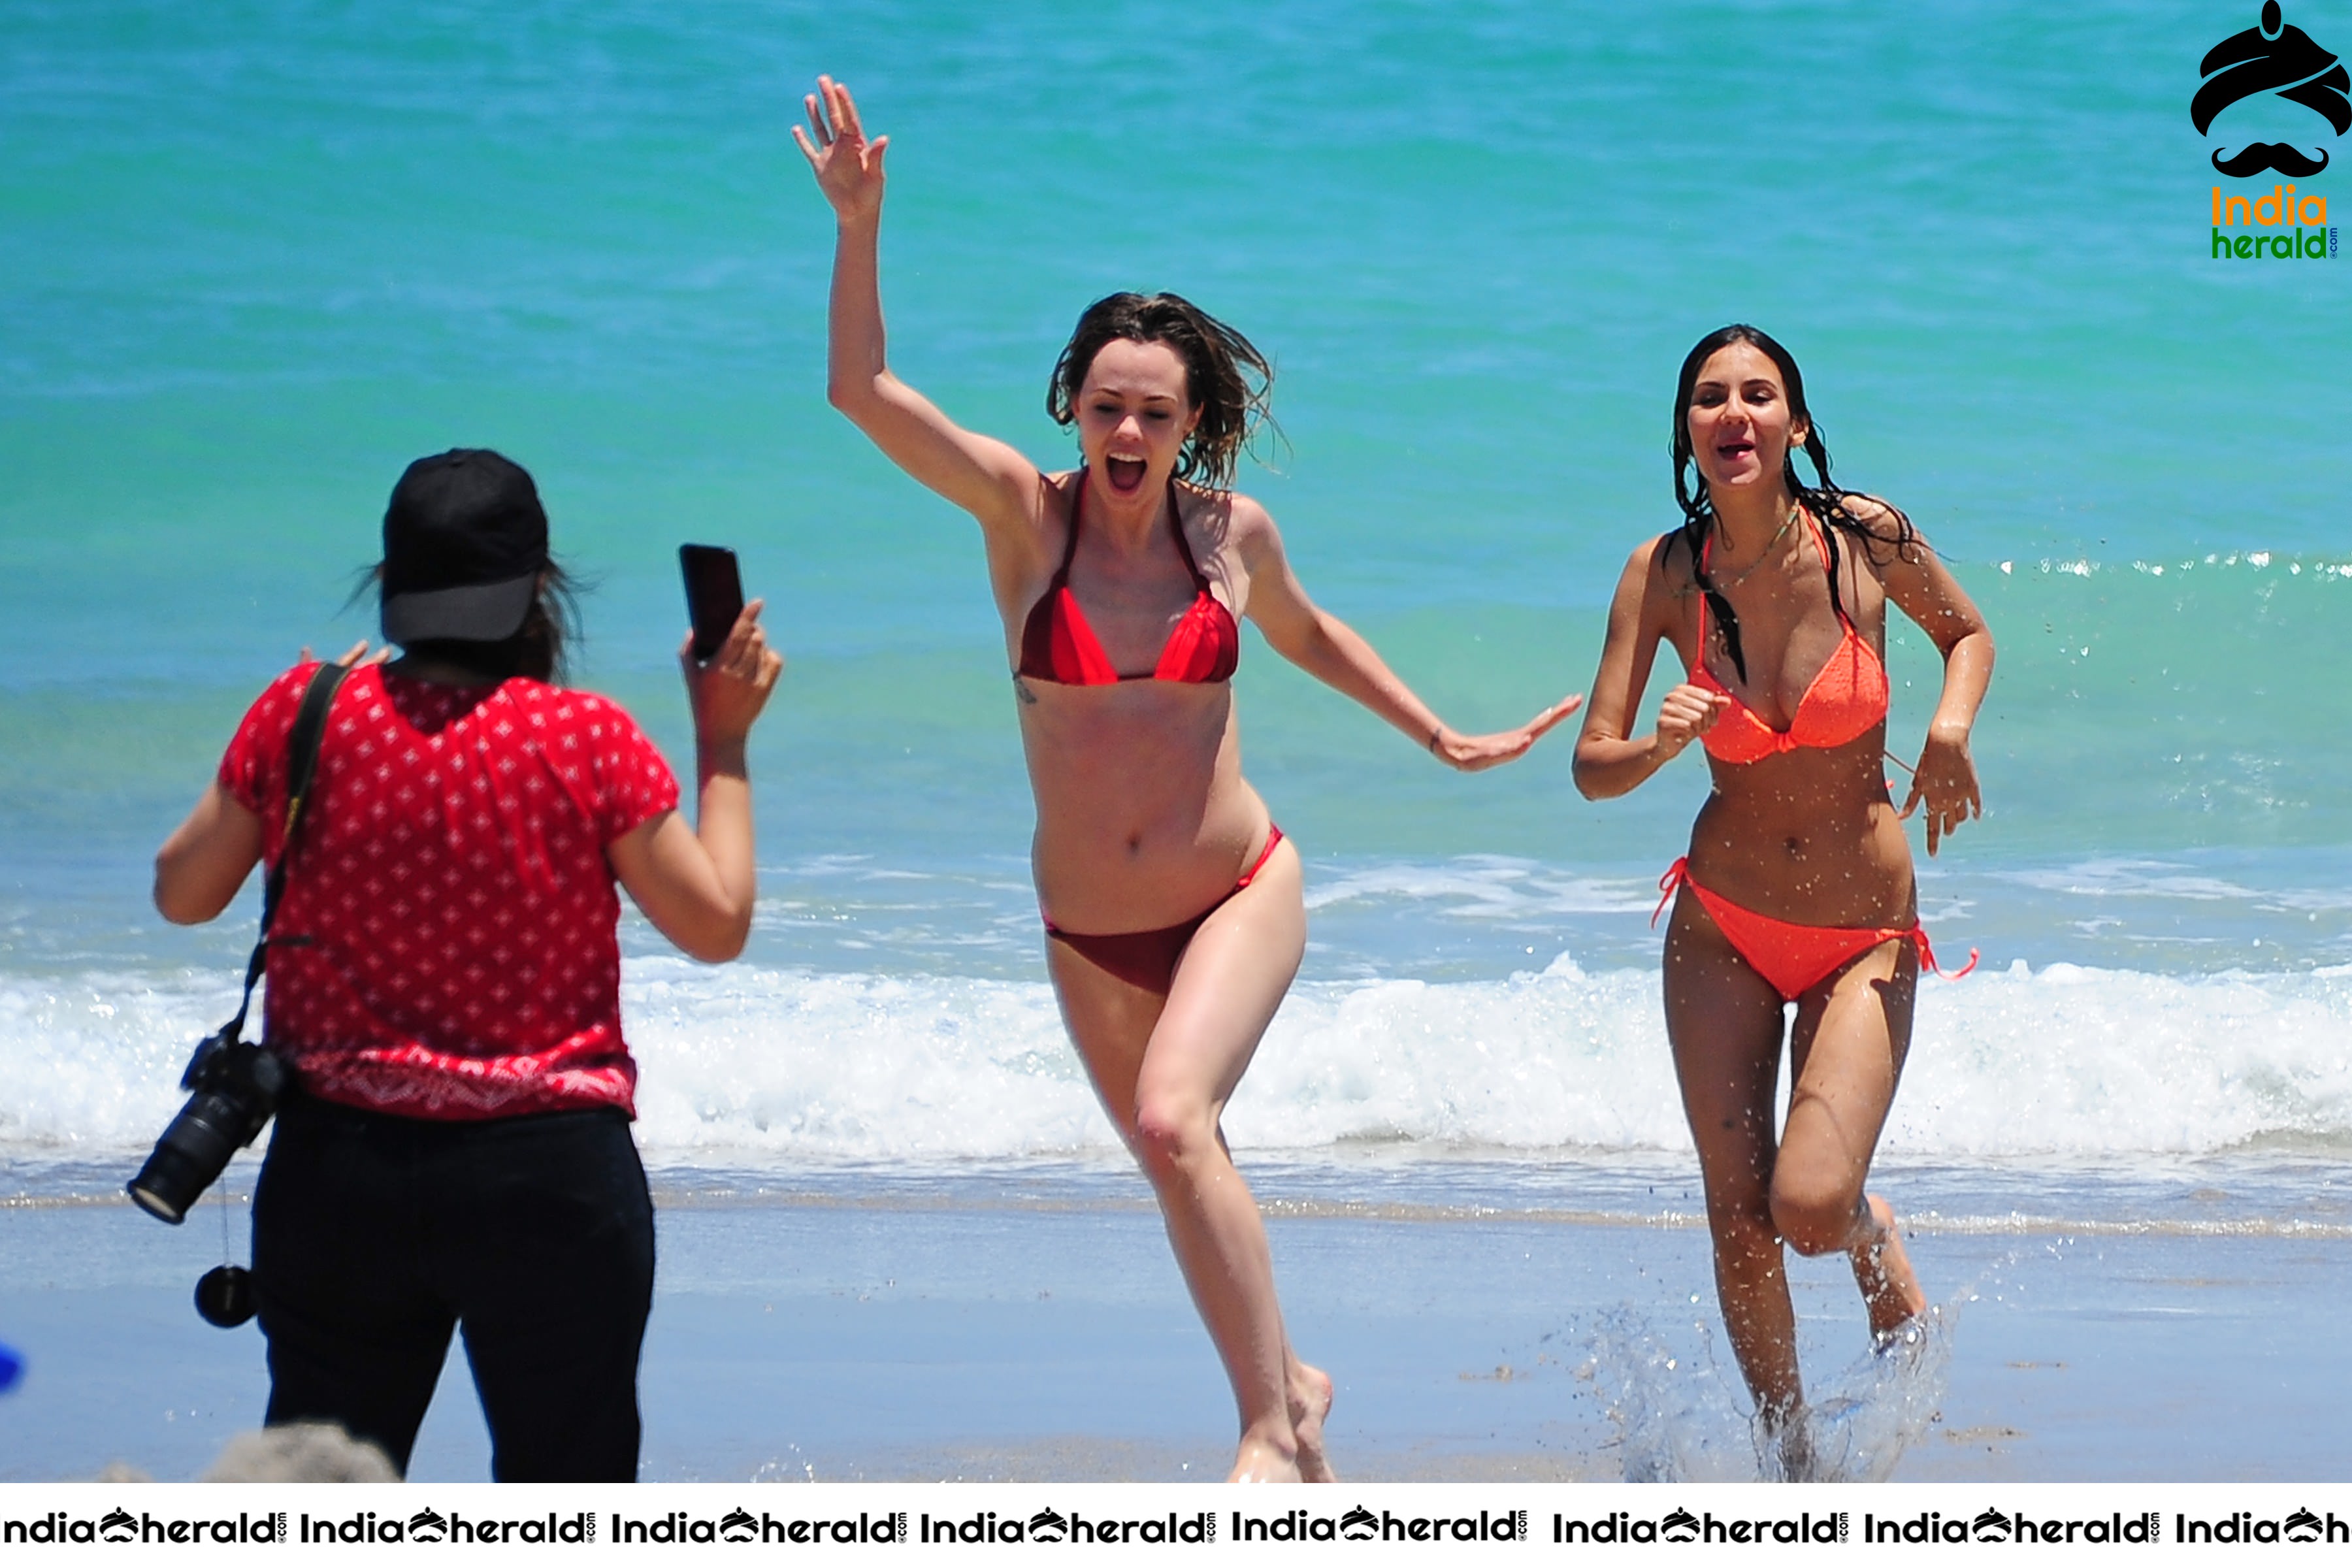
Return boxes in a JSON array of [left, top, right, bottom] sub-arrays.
[[126, 1026, 287, 1226]]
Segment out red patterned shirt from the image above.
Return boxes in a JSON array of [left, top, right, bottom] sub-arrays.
[[219, 662, 679, 1120]]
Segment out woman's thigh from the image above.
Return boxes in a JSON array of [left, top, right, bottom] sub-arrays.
[[446, 1111, 655, 1482], [1046, 838, 1306, 1133], [253, 1102, 457, 1471], [1145, 838, 1305, 1118], [1779, 939, 1917, 1201], [1047, 935, 1169, 1140], [443, 1110, 655, 1305], [1661, 891, 1795, 1215]]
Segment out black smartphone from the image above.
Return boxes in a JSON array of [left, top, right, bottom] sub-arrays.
[[679, 544, 745, 662]]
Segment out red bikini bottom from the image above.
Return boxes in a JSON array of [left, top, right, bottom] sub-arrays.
[[1655, 857, 1977, 1004], [1045, 827, 1285, 996]]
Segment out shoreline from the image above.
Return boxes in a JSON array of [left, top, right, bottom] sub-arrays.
[[5, 1177, 2346, 1483], [14, 1183, 2351, 1243]]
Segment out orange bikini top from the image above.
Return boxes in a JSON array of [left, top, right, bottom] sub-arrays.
[[1691, 516, 1889, 764], [1017, 472, 1239, 686]]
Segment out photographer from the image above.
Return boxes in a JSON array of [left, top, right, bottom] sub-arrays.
[[150, 449, 782, 1480]]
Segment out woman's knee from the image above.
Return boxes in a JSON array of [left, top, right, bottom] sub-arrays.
[[1769, 1172, 1863, 1257], [1130, 1092, 1218, 1183]]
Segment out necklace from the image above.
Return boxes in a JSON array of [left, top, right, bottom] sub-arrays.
[[1709, 502, 1801, 590]]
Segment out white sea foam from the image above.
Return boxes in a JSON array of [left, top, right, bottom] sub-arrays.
[[1890, 960, 2352, 1157], [3, 955, 2347, 1168], [0, 969, 242, 1154], [1305, 858, 1656, 919]]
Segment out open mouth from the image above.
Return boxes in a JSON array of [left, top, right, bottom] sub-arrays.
[[1105, 456, 1147, 493], [1716, 440, 1756, 463]]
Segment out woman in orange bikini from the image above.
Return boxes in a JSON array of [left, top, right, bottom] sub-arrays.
[[796, 76, 1578, 1482], [1573, 325, 1993, 1466]]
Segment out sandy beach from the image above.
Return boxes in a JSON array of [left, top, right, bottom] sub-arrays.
[[5, 1159, 2345, 1484]]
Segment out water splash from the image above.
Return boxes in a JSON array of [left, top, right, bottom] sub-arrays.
[[1772, 1309, 1953, 1482], [1593, 1304, 1953, 1482], [1589, 1312, 1757, 1482]]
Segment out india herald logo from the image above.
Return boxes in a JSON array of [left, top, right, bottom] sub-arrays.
[[2195, 1, 2351, 175]]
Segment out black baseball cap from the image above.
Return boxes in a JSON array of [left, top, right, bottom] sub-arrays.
[[380, 449, 550, 645]]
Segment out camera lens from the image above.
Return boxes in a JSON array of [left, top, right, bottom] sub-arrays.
[[126, 1090, 250, 1225]]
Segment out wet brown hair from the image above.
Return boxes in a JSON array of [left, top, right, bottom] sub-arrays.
[[1046, 292, 1277, 491]]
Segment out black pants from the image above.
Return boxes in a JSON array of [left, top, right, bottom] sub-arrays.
[[252, 1093, 655, 1480]]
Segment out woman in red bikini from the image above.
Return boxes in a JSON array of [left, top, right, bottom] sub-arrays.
[[1573, 325, 1993, 1467], [796, 77, 1577, 1482]]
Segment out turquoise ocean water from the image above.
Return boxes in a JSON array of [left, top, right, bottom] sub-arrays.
[[5, 2, 2349, 1254]]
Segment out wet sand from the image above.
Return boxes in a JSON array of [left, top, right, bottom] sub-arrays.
[[1, 1178, 2345, 1482]]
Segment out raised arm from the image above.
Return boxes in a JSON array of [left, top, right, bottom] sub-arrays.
[[796, 76, 1039, 542], [1571, 538, 1729, 799], [1871, 512, 1995, 855], [1237, 500, 1578, 772], [610, 602, 785, 962]]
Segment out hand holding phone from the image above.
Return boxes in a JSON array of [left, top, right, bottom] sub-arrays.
[[679, 545, 745, 663], [676, 544, 781, 747]]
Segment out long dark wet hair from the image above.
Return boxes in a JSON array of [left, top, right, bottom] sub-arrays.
[[1047, 292, 1279, 492], [1665, 324, 1919, 682]]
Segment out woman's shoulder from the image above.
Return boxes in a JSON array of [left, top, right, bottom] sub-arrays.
[[503, 678, 642, 728], [262, 658, 318, 695], [227, 659, 328, 751], [1027, 467, 1083, 538], [498, 682, 671, 789], [221, 659, 367, 801], [1825, 491, 1919, 547], [1636, 529, 1699, 593], [1820, 491, 1929, 577], [1181, 481, 1272, 552], [244, 656, 355, 728]]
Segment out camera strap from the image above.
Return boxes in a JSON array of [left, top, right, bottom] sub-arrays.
[[221, 661, 351, 1045]]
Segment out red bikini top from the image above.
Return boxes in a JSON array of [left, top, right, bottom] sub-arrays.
[[1691, 516, 1889, 764], [1016, 472, 1240, 686]]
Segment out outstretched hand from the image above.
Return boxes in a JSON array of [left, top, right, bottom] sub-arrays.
[[792, 75, 888, 223], [1431, 693, 1584, 772], [1899, 727, 1983, 856]]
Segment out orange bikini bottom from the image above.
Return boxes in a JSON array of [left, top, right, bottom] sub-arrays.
[[1044, 827, 1284, 996], [1655, 857, 1977, 1004]]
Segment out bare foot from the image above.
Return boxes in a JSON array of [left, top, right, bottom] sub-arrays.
[[1288, 1362, 1337, 1482], [1228, 1432, 1301, 1483], [1852, 1193, 1928, 1339]]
